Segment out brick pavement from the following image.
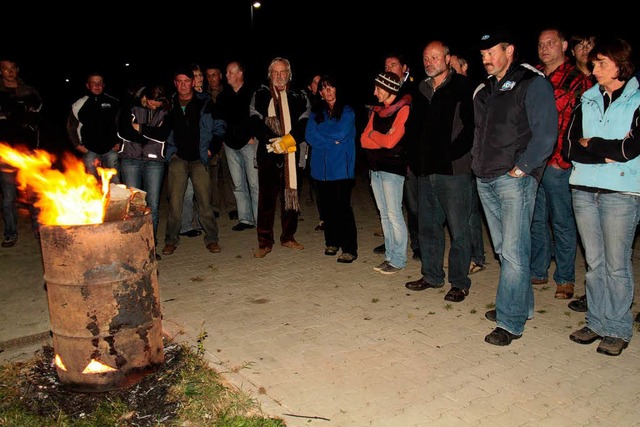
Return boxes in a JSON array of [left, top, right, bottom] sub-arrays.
[[1, 173, 640, 426]]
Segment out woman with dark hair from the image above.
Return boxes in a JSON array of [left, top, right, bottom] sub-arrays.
[[305, 75, 358, 263], [117, 83, 172, 259], [564, 37, 640, 356]]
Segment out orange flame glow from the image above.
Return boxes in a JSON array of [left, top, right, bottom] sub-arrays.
[[82, 359, 117, 374], [0, 143, 116, 225]]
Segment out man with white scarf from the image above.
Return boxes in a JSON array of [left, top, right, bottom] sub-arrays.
[[249, 57, 311, 258]]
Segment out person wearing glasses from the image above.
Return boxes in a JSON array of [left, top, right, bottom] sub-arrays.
[[530, 28, 592, 303]]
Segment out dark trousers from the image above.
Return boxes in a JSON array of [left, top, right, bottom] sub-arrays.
[[317, 179, 358, 256], [256, 156, 298, 248]]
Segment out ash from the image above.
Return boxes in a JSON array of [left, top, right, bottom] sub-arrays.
[[17, 341, 184, 425]]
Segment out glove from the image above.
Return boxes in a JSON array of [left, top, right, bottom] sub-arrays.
[[267, 134, 296, 154]]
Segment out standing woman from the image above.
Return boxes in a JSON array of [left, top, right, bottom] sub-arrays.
[[305, 75, 358, 262], [117, 84, 172, 260], [361, 72, 411, 274], [564, 37, 640, 356]]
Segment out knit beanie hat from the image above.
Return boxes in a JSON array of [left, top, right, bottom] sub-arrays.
[[374, 71, 401, 94]]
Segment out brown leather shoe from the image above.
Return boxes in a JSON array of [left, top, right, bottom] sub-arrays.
[[531, 277, 549, 285], [254, 246, 272, 258], [555, 283, 574, 299], [206, 242, 221, 253], [281, 240, 304, 250], [162, 244, 177, 255]]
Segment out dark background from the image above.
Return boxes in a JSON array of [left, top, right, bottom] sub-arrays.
[[4, 4, 639, 153]]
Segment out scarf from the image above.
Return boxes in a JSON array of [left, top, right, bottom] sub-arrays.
[[267, 85, 299, 212]]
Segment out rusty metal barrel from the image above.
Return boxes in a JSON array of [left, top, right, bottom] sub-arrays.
[[40, 213, 164, 392]]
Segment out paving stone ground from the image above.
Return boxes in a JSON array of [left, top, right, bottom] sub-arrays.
[[1, 172, 640, 426]]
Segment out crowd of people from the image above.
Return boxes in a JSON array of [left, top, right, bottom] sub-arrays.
[[1, 25, 639, 354]]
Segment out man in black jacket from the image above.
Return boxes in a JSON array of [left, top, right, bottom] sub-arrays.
[[67, 72, 120, 184], [403, 41, 475, 303]]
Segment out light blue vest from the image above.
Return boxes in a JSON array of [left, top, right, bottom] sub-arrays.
[[570, 78, 640, 192]]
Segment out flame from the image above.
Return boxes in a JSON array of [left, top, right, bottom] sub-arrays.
[[83, 359, 117, 374], [0, 143, 116, 225], [54, 354, 67, 371]]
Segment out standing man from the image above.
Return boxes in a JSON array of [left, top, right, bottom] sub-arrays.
[[403, 40, 475, 302], [0, 56, 42, 248], [162, 65, 226, 256], [471, 30, 557, 346], [67, 72, 120, 184], [249, 57, 310, 258], [217, 61, 259, 232], [530, 28, 591, 299], [205, 65, 237, 221]]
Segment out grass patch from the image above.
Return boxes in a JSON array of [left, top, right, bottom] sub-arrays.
[[0, 339, 285, 426]]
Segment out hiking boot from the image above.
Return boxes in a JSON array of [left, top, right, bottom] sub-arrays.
[[597, 336, 629, 356], [378, 263, 402, 275], [570, 326, 602, 345], [373, 261, 390, 272]]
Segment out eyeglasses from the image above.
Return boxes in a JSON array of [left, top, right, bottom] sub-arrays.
[[537, 39, 560, 50]]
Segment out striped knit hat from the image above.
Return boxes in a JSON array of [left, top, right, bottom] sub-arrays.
[[374, 71, 401, 94]]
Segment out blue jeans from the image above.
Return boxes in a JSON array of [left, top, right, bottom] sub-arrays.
[[225, 142, 259, 226], [531, 166, 576, 284], [120, 158, 165, 246], [573, 190, 640, 341], [404, 168, 419, 251], [166, 157, 219, 246], [370, 170, 407, 269], [1, 168, 18, 239], [83, 149, 120, 184], [417, 174, 472, 290], [469, 177, 486, 265], [477, 175, 538, 336]]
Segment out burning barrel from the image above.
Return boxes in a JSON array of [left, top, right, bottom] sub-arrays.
[[40, 213, 164, 392]]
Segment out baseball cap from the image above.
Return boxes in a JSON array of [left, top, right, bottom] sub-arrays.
[[478, 28, 515, 50]]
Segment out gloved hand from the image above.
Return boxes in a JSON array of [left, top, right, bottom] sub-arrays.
[[267, 134, 296, 154]]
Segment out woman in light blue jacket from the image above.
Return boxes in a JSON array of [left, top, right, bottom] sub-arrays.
[[563, 37, 640, 357]]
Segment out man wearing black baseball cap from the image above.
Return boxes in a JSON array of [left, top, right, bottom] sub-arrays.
[[471, 28, 558, 346]]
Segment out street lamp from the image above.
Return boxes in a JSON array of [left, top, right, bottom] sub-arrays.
[[250, 1, 261, 31]]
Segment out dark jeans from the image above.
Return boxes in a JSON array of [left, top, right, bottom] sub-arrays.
[[317, 179, 357, 255], [404, 169, 419, 252], [469, 177, 486, 265], [256, 156, 299, 249], [417, 174, 472, 290]]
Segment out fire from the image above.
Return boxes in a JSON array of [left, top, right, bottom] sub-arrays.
[[82, 359, 117, 374], [54, 354, 117, 374], [0, 143, 116, 225]]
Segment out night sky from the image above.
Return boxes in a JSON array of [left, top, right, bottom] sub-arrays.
[[5, 4, 639, 151]]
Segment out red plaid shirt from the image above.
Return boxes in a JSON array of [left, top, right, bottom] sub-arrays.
[[537, 58, 593, 169]]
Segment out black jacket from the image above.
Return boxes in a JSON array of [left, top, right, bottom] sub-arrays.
[[471, 63, 557, 182], [405, 71, 474, 176], [67, 92, 120, 155]]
